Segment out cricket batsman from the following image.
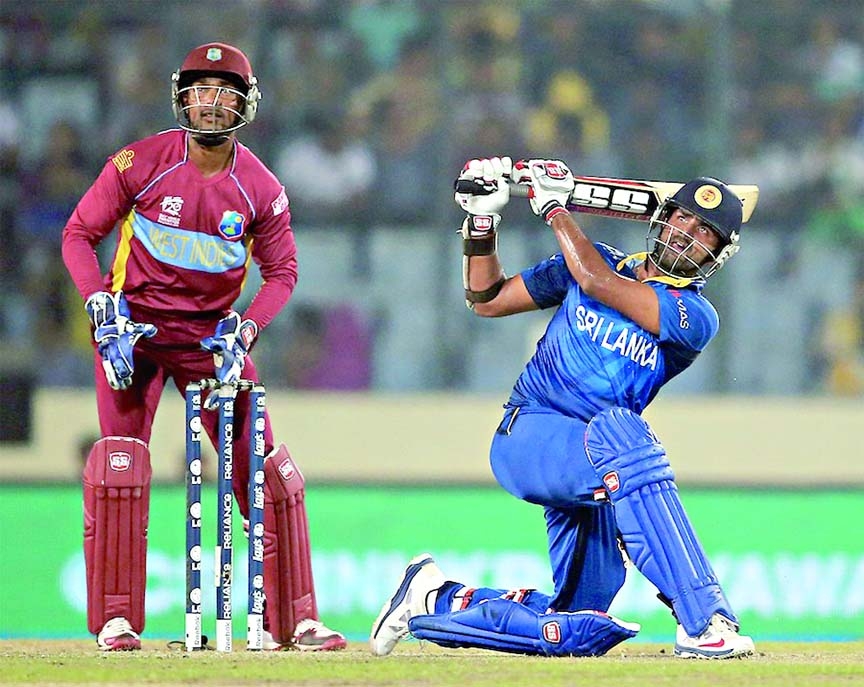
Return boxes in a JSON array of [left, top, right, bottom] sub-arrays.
[[370, 157, 756, 659]]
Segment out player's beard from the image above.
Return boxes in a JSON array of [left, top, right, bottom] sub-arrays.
[[193, 132, 231, 147], [651, 227, 711, 278], [190, 107, 235, 147]]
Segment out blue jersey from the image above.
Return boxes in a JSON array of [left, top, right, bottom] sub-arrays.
[[509, 243, 719, 420]]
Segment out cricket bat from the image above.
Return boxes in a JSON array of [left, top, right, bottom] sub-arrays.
[[455, 176, 759, 223]]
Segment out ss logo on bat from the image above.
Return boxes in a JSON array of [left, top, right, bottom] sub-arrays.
[[572, 183, 653, 215]]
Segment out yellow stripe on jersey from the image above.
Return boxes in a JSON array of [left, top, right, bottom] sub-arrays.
[[111, 211, 137, 292], [239, 235, 254, 293], [617, 251, 699, 288]]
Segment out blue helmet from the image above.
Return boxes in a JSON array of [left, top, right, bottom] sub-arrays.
[[647, 177, 743, 280], [666, 177, 742, 243]]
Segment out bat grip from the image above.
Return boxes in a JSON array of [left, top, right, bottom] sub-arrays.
[[454, 179, 531, 198]]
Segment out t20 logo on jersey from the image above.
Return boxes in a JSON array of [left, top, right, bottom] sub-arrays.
[[218, 210, 246, 240], [161, 196, 184, 216], [158, 196, 185, 227]]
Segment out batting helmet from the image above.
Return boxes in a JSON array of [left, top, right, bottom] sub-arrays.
[[646, 177, 743, 280], [171, 42, 261, 137]]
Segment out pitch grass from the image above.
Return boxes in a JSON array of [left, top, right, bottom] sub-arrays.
[[0, 640, 862, 686]]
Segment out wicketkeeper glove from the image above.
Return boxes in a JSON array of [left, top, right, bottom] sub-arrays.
[[519, 159, 575, 225], [200, 312, 258, 408], [85, 290, 157, 391]]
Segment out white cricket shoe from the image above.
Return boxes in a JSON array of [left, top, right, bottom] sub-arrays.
[[369, 553, 446, 656], [292, 619, 348, 651], [261, 619, 347, 651], [262, 629, 282, 651], [674, 613, 755, 659], [96, 616, 141, 651]]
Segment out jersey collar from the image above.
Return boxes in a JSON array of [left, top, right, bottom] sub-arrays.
[[616, 252, 705, 289]]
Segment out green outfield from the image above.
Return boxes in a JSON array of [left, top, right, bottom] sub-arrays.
[[0, 640, 862, 686]]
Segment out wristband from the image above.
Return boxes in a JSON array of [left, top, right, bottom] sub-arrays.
[[238, 319, 259, 351], [541, 201, 569, 225], [463, 234, 497, 256], [465, 214, 499, 236], [459, 214, 500, 255]]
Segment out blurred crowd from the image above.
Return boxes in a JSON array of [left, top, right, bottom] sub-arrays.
[[0, 0, 862, 395]]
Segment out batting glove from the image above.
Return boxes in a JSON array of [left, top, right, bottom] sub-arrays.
[[454, 157, 512, 236], [200, 312, 258, 408], [523, 159, 574, 224], [85, 291, 157, 391]]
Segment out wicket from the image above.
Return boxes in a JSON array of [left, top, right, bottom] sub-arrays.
[[184, 379, 267, 652]]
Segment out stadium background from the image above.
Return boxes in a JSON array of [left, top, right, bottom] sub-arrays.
[[0, 1, 861, 643]]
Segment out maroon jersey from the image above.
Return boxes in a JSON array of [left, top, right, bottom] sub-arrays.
[[62, 129, 297, 343]]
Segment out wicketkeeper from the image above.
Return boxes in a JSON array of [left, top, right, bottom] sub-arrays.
[[62, 42, 345, 652]]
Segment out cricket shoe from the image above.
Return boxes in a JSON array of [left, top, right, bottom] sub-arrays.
[[369, 553, 446, 656], [674, 613, 755, 659], [96, 616, 141, 651], [261, 630, 283, 651], [292, 619, 347, 651], [261, 620, 347, 651]]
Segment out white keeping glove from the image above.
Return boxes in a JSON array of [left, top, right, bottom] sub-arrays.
[[523, 159, 575, 224], [454, 157, 512, 236]]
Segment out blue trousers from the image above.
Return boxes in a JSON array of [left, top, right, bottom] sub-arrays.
[[438, 407, 625, 615]]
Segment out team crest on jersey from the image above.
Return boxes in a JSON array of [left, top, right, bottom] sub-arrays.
[[218, 210, 246, 240]]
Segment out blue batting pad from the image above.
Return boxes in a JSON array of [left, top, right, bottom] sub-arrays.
[[408, 599, 638, 657], [584, 407, 737, 637]]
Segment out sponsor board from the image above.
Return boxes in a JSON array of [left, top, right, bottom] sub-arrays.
[[0, 486, 861, 641]]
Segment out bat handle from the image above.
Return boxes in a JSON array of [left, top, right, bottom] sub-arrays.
[[453, 179, 531, 198]]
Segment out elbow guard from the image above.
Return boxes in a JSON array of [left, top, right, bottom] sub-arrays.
[[464, 278, 505, 308]]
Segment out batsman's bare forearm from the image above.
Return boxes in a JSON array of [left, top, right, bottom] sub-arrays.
[[465, 253, 506, 316], [466, 254, 505, 295], [469, 256, 536, 317], [549, 211, 621, 299], [550, 211, 661, 333]]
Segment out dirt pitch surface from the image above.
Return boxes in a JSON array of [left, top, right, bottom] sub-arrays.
[[1, 639, 862, 686]]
